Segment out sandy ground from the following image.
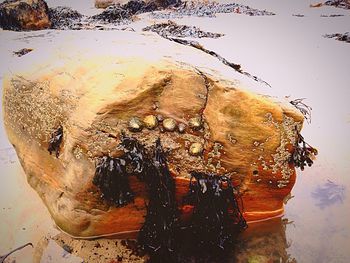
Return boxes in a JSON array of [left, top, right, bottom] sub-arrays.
[[1, 0, 350, 262]]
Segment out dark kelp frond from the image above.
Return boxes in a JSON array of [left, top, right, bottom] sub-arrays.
[[48, 125, 63, 158], [93, 155, 134, 207], [291, 129, 318, 171], [290, 98, 312, 124], [138, 139, 179, 261], [183, 172, 247, 251]]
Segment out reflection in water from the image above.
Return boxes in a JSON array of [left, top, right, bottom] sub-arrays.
[[33, 217, 296, 263], [311, 180, 346, 209], [234, 218, 296, 263]]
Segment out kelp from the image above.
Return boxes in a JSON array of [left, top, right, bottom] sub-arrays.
[[48, 125, 63, 158], [93, 135, 148, 206], [93, 155, 134, 206], [138, 139, 179, 261], [183, 172, 247, 250], [93, 135, 247, 261], [291, 130, 318, 170]]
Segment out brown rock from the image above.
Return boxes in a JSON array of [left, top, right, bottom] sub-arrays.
[[3, 32, 304, 238], [0, 0, 51, 31]]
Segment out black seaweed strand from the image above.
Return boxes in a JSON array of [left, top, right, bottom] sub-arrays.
[[138, 139, 179, 261], [183, 172, 247, 251], [93, 156, 134, 207], [48, 125, 63, 158]]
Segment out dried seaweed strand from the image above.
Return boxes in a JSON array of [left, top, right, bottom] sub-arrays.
[[0, 243, 33, 263], [290, 98, 312, 124], [290, 129, 318, 170]]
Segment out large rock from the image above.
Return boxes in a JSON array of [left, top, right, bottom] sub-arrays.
[[0, 0, 51, 31], [3, 31, 304, 238]]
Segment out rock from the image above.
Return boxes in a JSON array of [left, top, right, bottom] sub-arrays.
[[0, 0, 51, 31], [3, 31, 304, 238]]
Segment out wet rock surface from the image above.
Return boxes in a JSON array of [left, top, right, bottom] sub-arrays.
[[2, 32, 305, 238], [0, 0, 51, 31], [151, 1, 275, 19], [143, 20, 223, 38], [324, 32, 350, 43]]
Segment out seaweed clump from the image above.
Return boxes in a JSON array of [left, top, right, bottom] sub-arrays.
[[92, 136, 247, 261], [93, 135, 148, 207], [143, 20, 224, 39], [48, 125, 63, 158], [183, 172, 247, 251], [49, 6, 83, 30], [93, 156, 134, 207], [138, 139, 179, 260], [291, 130, 318, 171]]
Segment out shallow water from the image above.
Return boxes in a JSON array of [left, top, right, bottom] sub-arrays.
[[1, 1, 350, 262]]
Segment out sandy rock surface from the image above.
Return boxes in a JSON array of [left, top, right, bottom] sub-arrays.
[[0, 0, 51, 30], [2, 31, 303, 238]]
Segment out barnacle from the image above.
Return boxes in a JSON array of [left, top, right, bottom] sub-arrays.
[[47, 125, 63, 158]]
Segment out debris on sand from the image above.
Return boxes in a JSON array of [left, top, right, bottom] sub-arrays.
[[13, 48, 33, 57], [320, 14, 344, 17], [49, 6, 83, 30], [143, 20, 224, 38], [91, 4, 133, 23], [324, 32, 350, 43], [324, 0, 350, 9], [151, 1, 275, 19]]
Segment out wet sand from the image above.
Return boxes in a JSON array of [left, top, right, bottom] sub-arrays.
[[1, 0, 350, 262]]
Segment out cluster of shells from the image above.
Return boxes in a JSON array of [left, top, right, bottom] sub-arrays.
[[128, 115, 204, 156]]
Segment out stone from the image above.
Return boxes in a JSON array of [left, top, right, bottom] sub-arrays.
[[0, 0, 51, 31], [189, 142, 203, 156], [3, 31, 305, 238], [162, 118, 177, 132], [143, 115, 158, 129]]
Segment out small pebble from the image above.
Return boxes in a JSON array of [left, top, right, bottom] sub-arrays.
[[143, 115, 158, 129], [189, 142, 203, 156], [189, 117, 202, 130], [163, 118, 177, 131], [156, 114, 164, 122], [178, 123, 186, 133], [128, 117, 143, 132]]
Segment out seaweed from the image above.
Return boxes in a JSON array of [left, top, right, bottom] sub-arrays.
[[93, 155, 134, 207], [0, 243, 33, 263], [143, 21, 224, 39], [183, 172, 247, 251], [138, 139, 179, 261], [290, 98, 312, 124], [290, 129, 318, 170], [48, 125, 63, 158]]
